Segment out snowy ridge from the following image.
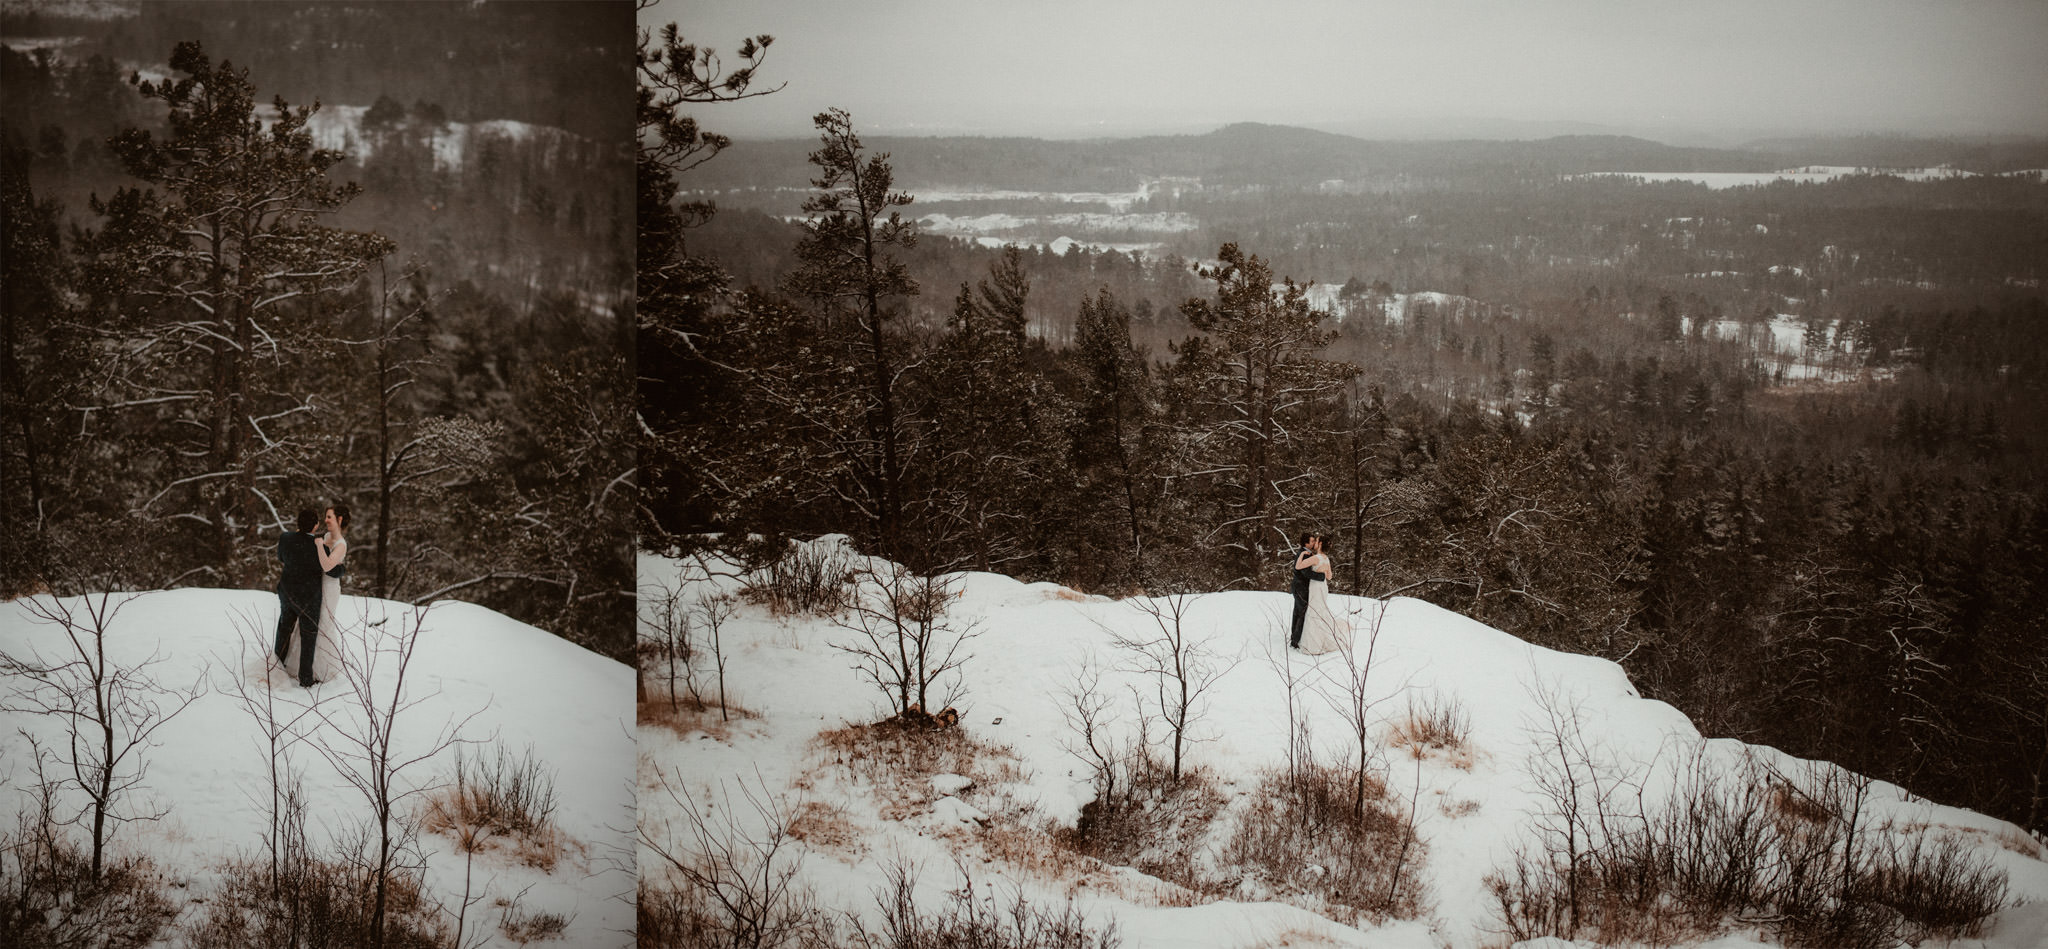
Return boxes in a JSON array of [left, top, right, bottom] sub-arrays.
[[0, 588, 635, 949], [643, 539, 2048, 948]]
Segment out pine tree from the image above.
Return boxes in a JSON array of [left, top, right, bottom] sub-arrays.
[[84, 42, 393, 585], [783, 108, 922, 565], [1173, 243, 1357, 585], [929, 247, 1063, 571], [0, 136, 84, 593], [1072, 287, 1161, 588], [634, 22, 783, 565]]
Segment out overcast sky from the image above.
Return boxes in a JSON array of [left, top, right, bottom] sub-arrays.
[[649, 0, 2048, 143]]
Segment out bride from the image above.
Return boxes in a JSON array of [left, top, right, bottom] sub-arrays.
[[284, 502, 350, 684], [1295, 534, 1348, 655]]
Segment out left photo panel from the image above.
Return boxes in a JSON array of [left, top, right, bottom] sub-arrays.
[[0, 2, 636, 947]]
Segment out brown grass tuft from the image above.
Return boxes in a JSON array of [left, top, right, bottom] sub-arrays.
[[638, 693, 758, 741], [786, 801, 866, 858], [1387, 691, 1471, 758]]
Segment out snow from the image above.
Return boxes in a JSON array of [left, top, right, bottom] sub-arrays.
[[0, 588, 635, 949], [910, 179, 1194, 213], [642, 539, 2048, 947], [278, 104, 572, 173], [1345, 289, 1484, 326], [1578, 165, 1980, 190], [920, 210, 1199, 236]]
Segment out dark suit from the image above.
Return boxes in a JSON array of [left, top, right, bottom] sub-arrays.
[[1288, 556, 1316, 647], [274, 530, 323, 684]]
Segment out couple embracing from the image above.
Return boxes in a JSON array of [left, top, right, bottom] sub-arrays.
[[273, 503, 351, 687], [1288, 532, 1348, 654]]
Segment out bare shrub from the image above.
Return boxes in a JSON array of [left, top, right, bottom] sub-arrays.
[[831, 566, 978, 719], [846, 858, 1121, 949], [744, 541, 853, 616], [0, 775, 176, 949], [313, 604, 483, 949], [183, 823, 447, 949], [1221, 758, 1424, 923], [1314, 599, 1403, 820], [1055, 750, 1225, 894], [694, 592, 740, 721], [638, 770, 832, 949], [1109, 592, 1233, 785], [639, 576, 698, 709], [1052, 650, 1226, 897], [1, 592, 205, 880], [1488, 735, 2012, 947]]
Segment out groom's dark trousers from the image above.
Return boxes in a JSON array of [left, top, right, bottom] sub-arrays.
[[1288, 560, 1314, 647], [274, 530, 324, 684]]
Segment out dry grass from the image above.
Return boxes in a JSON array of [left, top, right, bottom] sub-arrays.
[[185, 852, 445, 949], [1, 838, 178, 949], [1438, 794, 1482, 818], [498, 902, 571, 946], [1220, 762, 1426, 924], [418, 743, 584, 873], [1387, 691, 1471, 761], [808, 711, 1024, 821], [799, 713, 1204, 907], [639, 692, 758, 741], [786, 801, 866, 858], [1769, 777, 1836, 827], [1242, 928, 1349, 948], [1053, 758, 1229, 899]]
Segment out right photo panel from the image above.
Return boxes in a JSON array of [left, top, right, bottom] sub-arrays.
[[636, 1, 2048, 947]]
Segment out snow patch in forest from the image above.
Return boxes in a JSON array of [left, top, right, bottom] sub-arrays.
[[921, 210, 1198, 239], [274, 102, 577, 173], [910, 179, 1194, 212], [1, 35, 88, 51], [639, 540, 2048, 948], [1342, 289, 1485, 326]]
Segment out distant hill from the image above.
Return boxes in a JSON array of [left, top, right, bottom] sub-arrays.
[[684, 122, 1782, 192]]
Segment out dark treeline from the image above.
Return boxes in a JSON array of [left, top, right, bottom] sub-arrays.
[[1, 34, 632, 660], [648, 98, 2048, 835]]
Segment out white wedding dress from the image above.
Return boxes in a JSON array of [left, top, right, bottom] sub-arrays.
[[1297, 555, 1348, 655], [283, 537, 347, 683]]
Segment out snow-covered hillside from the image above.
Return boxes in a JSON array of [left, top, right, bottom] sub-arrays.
[[641, 540, 2048, 948], [0, 589, 635, 949]]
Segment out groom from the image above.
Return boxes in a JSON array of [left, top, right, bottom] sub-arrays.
[[1288, 533, 1320, 649], [274, 508, 325, 687]]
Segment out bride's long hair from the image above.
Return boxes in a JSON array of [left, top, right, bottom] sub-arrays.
[[329, 502, 352, 533]]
